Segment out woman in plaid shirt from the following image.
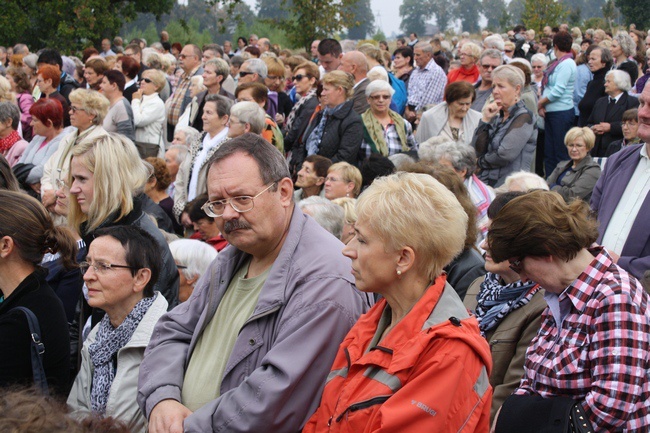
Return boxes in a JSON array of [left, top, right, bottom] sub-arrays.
[[487, 190, 650, 432]]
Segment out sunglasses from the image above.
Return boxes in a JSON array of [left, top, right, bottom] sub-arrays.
[[239, 71, 254, 77], [292, 74, 307, 81], [480, 64, 497, 70], [370, 94, 391, 100], [504, 50, 514, 54], [141, 78, 153, 84]]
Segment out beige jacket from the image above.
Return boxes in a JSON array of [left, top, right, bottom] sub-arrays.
[[464, 276, 546, 423], [67, 294, 168, 433]]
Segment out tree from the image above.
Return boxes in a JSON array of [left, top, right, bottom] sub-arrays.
[[521, 0, 567, 33], [347, 0, 375, 40], [456, 0, 481, 32], [0, 0, 174, 52], [400, 0, 434, 35], [431, 0, 456, 32], [482, 0, 508, 30], [257, 0, 292, 21], [615, 0, 650, 29]]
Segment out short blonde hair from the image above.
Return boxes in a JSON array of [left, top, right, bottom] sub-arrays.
[[331, 197, 357, 225], [564, 126, 596, 151], [68, 134, 148, 233], [0, 76, 15, 103], [68, 89, 110, 124], [322, 71, 355, 99], [328, 162, 362, 197], [143, 69, 167, 93], [356, 172, 467, 281], [461, 42, 482, 60], [492, 65, 525, 90]]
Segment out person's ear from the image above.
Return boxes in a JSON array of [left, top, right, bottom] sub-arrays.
[[315, 176, 325, 187], [0, 236, 16, 259], [278, 177, 294, 207], [396, 246, 416, 275], [132, 268, 152, 294]]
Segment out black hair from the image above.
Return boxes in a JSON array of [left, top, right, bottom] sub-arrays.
[[361, 154, 396, 189], [37, 48, 63, 69]]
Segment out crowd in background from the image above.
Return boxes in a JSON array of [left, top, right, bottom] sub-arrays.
[[0, 21, 650, 432]]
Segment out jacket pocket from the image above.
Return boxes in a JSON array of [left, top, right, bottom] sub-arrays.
[[334, 395, 391, 431]]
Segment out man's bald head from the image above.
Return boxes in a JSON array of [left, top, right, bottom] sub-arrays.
[[338, 51, 368, 81]]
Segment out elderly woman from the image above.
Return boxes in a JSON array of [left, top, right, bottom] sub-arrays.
[[530, 53, 548, 94], [447, 42, 481, 84], [41, 88, 109, 212], [416, 81, 481, 146], [587, 69, 640, 157], [168, 239, 217, 303], [489, 190, 650, 432], [464, 192, 545, 423], [226, 101, 265, 138], [611, 31, 639, 85], [324, 161, 362, 200], [426, 141, 494, 247], [16, 99, 73, 194], [303, 172, 492, 432], [471, 65, 537, 187], [171, 125, 200, 146], [67, 134, 179, 308], [360, 80, 417, 161], [0, 102, 28, 166], [537, 31, 576, 176], [176, 75, 206, 131], [577, 45, 612, 126], [132, 69, 166, 158], [283, 61, 320, 154], [235, 82, 284, 153], [331, 197, 357, 244], [68, 225, 168, 432], [508, 59, 539, 117], [6, 67, 34, 139], [0, 191, 75, 395], [547, 127, 601, 201], [292, 70, 363, 170], [172, 95, 232, 222]]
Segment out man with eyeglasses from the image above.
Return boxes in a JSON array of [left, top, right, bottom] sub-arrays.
[[165, 44, 204, 141], [472, 49, 503, 112], [139, 133, 370, 433]]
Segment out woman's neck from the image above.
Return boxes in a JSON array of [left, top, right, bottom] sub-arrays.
[[382, 274, 431, 329], [206, 126, 224, 139], [0, 128, 13, 139], [147, 189, 168, 203], [616, 54, 627, 64], [0, 259, 36, 300], [43, 127, 63, 142]]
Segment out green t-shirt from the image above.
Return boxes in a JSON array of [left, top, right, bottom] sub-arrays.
[[181, 259, 269, 411]]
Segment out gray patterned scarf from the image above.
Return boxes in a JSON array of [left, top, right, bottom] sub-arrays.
[[88, 294, 156, 415]]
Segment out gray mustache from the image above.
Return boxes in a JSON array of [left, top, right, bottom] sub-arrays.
[[224, 220, 251, 234]]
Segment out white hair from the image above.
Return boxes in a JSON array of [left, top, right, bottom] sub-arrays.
[[168, 239, 218, 281], [365, 79, 394, 97], [497, 171, 550, 193], [298, 196, 345, 239], [483, 34, 505, 51], [606, 69, 632, 92]]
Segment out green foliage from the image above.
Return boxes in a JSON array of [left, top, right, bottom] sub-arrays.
[[483, 0, 509, 31], [0, 0, 174, 53], [236, 20, 293, 49], [615, 0, 650, 29], [601, 0, 619, 30], [347, 0, 376, 40], [456, 0, 482, 32], [521, 0, 567, 33], [432, 0, 456, 32], [583, 17, 607, 29], [567, 7, 582, 27], [399, 0, 432, 35], [561, 0, 605, 22], [257, 0, 292, 21], [373, 30, 387, 42]]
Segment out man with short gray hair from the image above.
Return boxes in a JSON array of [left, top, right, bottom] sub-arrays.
[[473, 49, 503, 111], [405, 42, 446, 121], [238, 58, 267, 84]]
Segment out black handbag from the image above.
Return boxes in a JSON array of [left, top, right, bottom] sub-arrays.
[[10, 306, 49, 395], [495, 394, 593, 433]]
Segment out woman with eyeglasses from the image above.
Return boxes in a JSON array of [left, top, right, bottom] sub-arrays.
[[547, 127, 601, 201], [283, 61, 320, 156], [67, 225, 168, 433], [41, 88, 109, 214], [530, 54, 548, 95], [0, 190, 75, 395], [324, 161, 362, 200], [263, 57, 293, 127], [131, 69, 166, 158], [67, 134, 179, 311], [488, 190, 650, 433], [359, 80, 417, 162]]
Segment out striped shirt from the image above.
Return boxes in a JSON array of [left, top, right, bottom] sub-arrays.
[[515, 247, 650, 432], [406, 59, 446, 111], [359, 121, 418, 160]]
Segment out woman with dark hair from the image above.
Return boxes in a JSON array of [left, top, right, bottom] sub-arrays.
[[16, 98, 73, 194], [6, 66, 34, 140], [489, 190, 650, 432], [416, 81, 481, 146], [0, 190, 75, 395], [68, 225, 168, 433], [283, 61, 320, 154], [464, 191, 545, 423], [235, 37, 247, 56], [116, 56, 140, 103], [392, 47, 414, 87], [0, 154, 19, 191], [537, 31, 577, 176]]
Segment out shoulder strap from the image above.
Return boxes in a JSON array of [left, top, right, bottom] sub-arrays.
[[10, 307, 49, 395]]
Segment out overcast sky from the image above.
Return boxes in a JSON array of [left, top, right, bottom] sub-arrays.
[[371, 0, 403, 37]]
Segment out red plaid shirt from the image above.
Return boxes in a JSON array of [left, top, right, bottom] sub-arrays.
[[515, 247, 650, 432]]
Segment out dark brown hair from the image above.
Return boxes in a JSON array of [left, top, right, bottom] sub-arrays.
[[444, 81, 476, 104], [488, 190, 599, 263]]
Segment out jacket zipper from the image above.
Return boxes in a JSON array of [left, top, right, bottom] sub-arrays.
[[335, 395, 391, 422]]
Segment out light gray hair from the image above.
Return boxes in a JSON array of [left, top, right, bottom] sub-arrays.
[[0, 102, 20, 130], [483, 34, 505, 51], [492, 65, 525, 89], [205, 58, 230, 79], [388, 153, 416, 171], [230, 101, 265, 134], [606, 69, 632, 92], [365, 79, 394, 98], [530, 53, 549, 67], [479, 49, 502, 63], [429, 142, 478, 178], [242, 58, 268, 79], [614, 31, 637, 57], [174, 126, 200, 145], [168, 144, 189, 165], [298, 196, 345, 239], [169, 239, 217, 281], [414, 41, 433, 54]]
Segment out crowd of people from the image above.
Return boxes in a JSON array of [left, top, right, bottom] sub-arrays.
[[0, 22, 650, 432]]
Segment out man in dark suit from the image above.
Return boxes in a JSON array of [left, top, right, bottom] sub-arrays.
[[338, 51, 369, 115], [590, 80, 650, 280], [587, 69, 639, 156]]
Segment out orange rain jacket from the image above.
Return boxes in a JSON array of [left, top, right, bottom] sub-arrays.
[[302, 276, 493, 433]]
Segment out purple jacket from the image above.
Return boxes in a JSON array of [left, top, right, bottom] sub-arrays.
[[137, 205, 371, 432], [591, 143, 650, 279]]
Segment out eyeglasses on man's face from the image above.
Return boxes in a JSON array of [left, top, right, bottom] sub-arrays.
[[201, 182, 276, 218]]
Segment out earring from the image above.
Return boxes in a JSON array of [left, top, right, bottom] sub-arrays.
[[396, 270, 402, 276]]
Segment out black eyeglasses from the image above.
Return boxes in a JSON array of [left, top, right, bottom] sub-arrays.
[[141, 78, 153, 84], [480, 64, 497, 70], [508, 257, 525, 274], [292, 74, 307, 81], [239, 71, 254, 77]]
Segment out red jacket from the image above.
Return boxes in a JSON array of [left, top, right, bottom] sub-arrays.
[[447, 65, 480, 85], [302, 276, 493, 433]]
